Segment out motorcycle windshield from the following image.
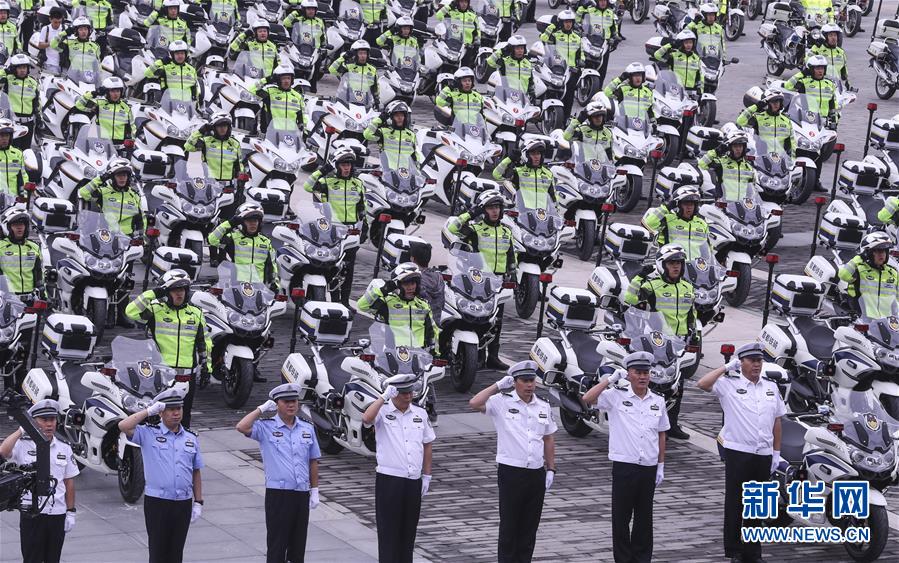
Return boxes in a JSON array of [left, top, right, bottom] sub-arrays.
[[233, 51, 267, 82], [684, 243, 723, 288], [787, 93, 824, 128], [171, 161, 222, 204], [336, 74, 375, 109], [751, 135, 791, 177], [452, 116, 489, 143], [623, 307, 684, 365], [514, 192, 563, 235], [217, 262, 274, 312], [368, 323, 431, 384], [581, 13, 607, 40], [725, 192, 765, 225], [698, 42, 722, 64], [145, 26, 174, 59], [77, 211, 129, 259], [292, 22, 321, 50], [542, 44, 569, 73], [391, 44, 420, 80], [448, 248, 501, 301], [108, 336, 177, 397], [572, 142, 616, 183], [864, 316, 899, 348], [613, 101, 650, 134], [298, 204, 348, 248], [654, 70, 688, 101], [379, 153, 422, 195], [831, 388, 899, 447], [209, 5, 236, 21], [73, 126, 115, 161], [0, 276, 25, 329], [159, 90, 196, 120], [265, 127, 304, 157], [66, 52, 100, 83], [0, 91, 12, 120], [133, 0, 155, 17]]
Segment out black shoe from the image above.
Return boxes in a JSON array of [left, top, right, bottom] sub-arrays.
[[730, 558, 743, 563], [253, 373, 268, 383], [667, 426, 691, 440], [485, 356, 510, 370], [117, 316, 135, 328]]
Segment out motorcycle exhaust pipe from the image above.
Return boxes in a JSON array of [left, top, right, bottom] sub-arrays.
[[829, 143, 845, 200], [864, 103, 877, 157], [810, 196, 827, 259], [761, 254, 779, 327]]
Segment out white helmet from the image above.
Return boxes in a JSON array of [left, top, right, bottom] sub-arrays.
[[385, 100, 411, 127], [0, 2, 9, 11], [860, 232, 892, 257], [671, 185, 701, 206], [724, 130, 749, 148], [521, 138, 546, 163], [162, 0, 180, 8], [655, 243, 687, 277], [0, 118, 14, 134], [331, 146, 356, 166], [558, 9, 576, 21], [210, 112, 232, 127], [454, 66, 474, 80], [391, 262, 422, 285], [102, 76, 125, 91], [106, 157, 132, 177], [585, 100, 608, 119], [699, 3, 718, 15], [821, 23, 841, 35], [273, 64, 295, 78], [300, 0, 317, 8], [159, 269, 192, 292], [507, 35, 527, 48], [476, 189, 505, 209], [806, 54, 828, 71], [351, 39, 370, 51], [6, 53, 30, 70], [72, 16, 92, 30], [675, 29, 696, 42], [168, 40, 189, 54], [235, 202, 264, 224], [396, 15, 414, 28], [252, 19, 270, 30], [624, 62, 645, 76]]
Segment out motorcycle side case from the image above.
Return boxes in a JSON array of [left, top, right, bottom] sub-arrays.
[[771, 274, 825, 317], [382, 233, 427, 270], [281, 352, 314, 388], [131, 148, 170, 180], [547, 286, 600, 330], [759, 321, 797, 361], [644, 35, 663, 59], [685, 126, 722, 158], [757, 22, 777, 39], [655, 163, 702, 201], [818, 211, 866, 251], [867, 40, 889, 59], [42, 314, 97, 361], [245, 186, 290, 222], [604, 223, 652, 262], [875, 19, 899, 41], [871, 118, 899, 152], [838, 159, 889, 196], [151, 246, 201, 281], [21, 368, 57, 404], [529, 336, 567, 382], [587, 265, 626, 298], [32, 197, 76, 233], [765, 2, 794, 22], [803, 256, 838, 285], [299, 301, 354, 345]]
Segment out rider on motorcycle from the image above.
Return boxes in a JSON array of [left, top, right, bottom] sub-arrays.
[[184, 113, 242, 183], [143, 0, 192, 45], [436, 66, 484, 125], [228, 19, 279, 78], [50, 16, 101, 70], [78, 157, 144, 237], [688, 3, 726, 59], [698, 130, 754, 201], [0, 3, 20, 56], [376, 15, 421, 53], [328, 39, 380, 106], [486, 34, 535, 102], [642, 185, 709, 259], [359, 0, 389, 43], [562, 99, 613, 159], [0, 120, 24, 196], [435, 0, 481, 68], [654, 29, 703, 94], [74, 76, 135, 143], [206, 0, 240, 21], [838, 232, 899, 318], [603, 62, 654, 119], [576, 0, 620, 40], [784, 55, 837, 123], [0, 54, 38, 149], [144, 40, 200, 102], [282, 0, 327, 92], [208, 202, 279, 291], [364, 100, 418, 168], [72, 0, 113, 31], [357, 262, 440, 352], [736, 88, 794, 154], [252, 64, 306, 133], [0, 207, 42, 296], [493, 138, 556, 207], [807, 23, 850, 88], [539, 9, 582, 108]]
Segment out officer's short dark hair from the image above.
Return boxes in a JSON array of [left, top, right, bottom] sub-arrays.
[[49, 7, 64, 18], [409, 241, 432, 267]]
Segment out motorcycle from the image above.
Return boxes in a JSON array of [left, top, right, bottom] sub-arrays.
[[696, 44, 738, 127], [322, 2, 366, 69], [38, 126, 117, 203], [651, 69, 699, 167], [191, 262, 287, 408], [245, 125, 319, 196], [472, 0, 516, 83], [758, 1, 809, 76], [378, 43, 424, 106], [482, 77, 540, 158], [360, 153, 432, 247], [723, 0, 746, 42], [609, 100, 663, 213], [192, 13, 237, 69], [683, 241, 735, 329], [285, 20, 328, 87], [202, 50, 265, 134], [134, 91, 206, 160], [529, 43, 569, 135], [652, 0, 693, 39], [0, 276, 37, 385], [38, 52, 101, 142], [574, 12, 613, 106], [100, 28, 148, 89], [784, 92, 837, 193], [421, 21, 466, 95], [834, 0, 862, 37], [749, 134, 811, 205], [868, 20, 899, 101], [305, 74, 378, 164]]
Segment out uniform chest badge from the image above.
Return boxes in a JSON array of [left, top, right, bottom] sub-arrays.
[[413, 416, 423, 423], [622, 400, 633, 407], [508, 408, 520, 414], [273, 431, 284, 437], [156, 436, 167, 443], [385, 414, 396, 420], [302, 432, 311, 438], [57, 453, 67, 460], [650, 404, 660, 411], [185, 440, 195, 448], [736, 388, 748, 394]]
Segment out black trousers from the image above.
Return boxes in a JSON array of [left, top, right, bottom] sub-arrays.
[[611, 462, 657, 563], [487, 303, 505, 359], [182, 371, 197, 429], [265, 488, 310, 563], [20, 512, 65, 563], [375, 473, 423, 563], [497, 464, 546, 563], [667, 376, 687, 430], [723, 448, 772, 560], [144, 496, 192, 563]]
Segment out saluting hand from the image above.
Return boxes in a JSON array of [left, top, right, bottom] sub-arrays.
[[257, 400, 277, 414], [381, 385, 399, 402], [608, 369, 625, 384], [495, 375, 514, 391], [146, 402, 166, 417], [725, 358, 741, 373]]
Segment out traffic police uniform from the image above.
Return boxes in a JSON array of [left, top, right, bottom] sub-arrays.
[[143, 59, 199, 102], [74, 91, 135, 142], [248, 383, 321, 563], [483, 361, 556, 563], [371, 375, 436, 563], [363, 117, 417, 170], [78, 176, 143, 236], [0, 234, 42, 294], [641, 204, 710, 260], [595, 353, 669, 563], [132, 389, 204, 563], [207, 219, 279, 285], [653, 42, 703, 92], [837, 254, 899, 318], [492, 157, 556, 208], [711, 343, 785, 562], [435, 86, 484, 125], [184, 129, 242, 182], [698, 149, 755, 201], [8, 400, 79, 563], [486, 50, 535, 99], [357, 281, 440, 352]]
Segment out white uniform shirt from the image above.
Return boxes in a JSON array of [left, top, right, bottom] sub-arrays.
[[11, 435, 80, 515], [714, 373, 786, 456], [39, 25, 62, 73], [486, 392, 557, 469], [373, 401, 436, 479], [597, 385, 670, 466]]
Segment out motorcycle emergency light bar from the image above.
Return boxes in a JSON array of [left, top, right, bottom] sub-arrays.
[[834, 143, 845, 152], [432, 359, 448, 367], [726, 270, 739, 277], [795, 161, 805, 167], [166, 181, 177, 189], [814, 196, 827, 205], [505, 210, 519, 217], [682, 110, 694, 117], [175, 374, 192, 382], [378, 213, 392, 223], [770, 209, 783, 216], [325, 126, 337, 134], [564, 220, 576, 227], [24, 300, 48, 313], [601, 203, 616, 213], [720, 344, 735, 355], [425, 178, 437, 184], [854, 323, 869, 333], [745, 155, 755, 162], [208, 287, 223, 296], [146, 228, 160, 238], [442, 273, 453, 281], [222, 186, 234, 194], [359, 353, 375, 362], [455, 158, 467, 167], [867, 103, 878, 111], [650, 150, 663, 159], [123, 139, 135, 149], [347, 228, 361, 235], [616, 337, 631, 346], [514, 119, 525, 127], [616, 169, 628, 175], [539, 273, 553, 283], [290, 288, 305, 299], [502, 281, 517, 289], [827, 423, 844, 432], [891, 250, 899, 258], [66, 233, 80, 241], [130, 239, 144, 246], [237, 173, 250, 182], [23, 182, 36, 191], [286, 223, 300, 230], [765, 254, 779, 264], [274, 294, 288, 302], [100, 368, 116, 377]]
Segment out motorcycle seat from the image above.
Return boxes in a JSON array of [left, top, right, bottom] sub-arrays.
[[780, 418, 807, 464], [621, 261, 646, 281], [793, 316, 836, 361], [567, 330, 606, 375], [858, 195, 886, 226], [61, 362, 93, 407], [318, 346, 355, 392]]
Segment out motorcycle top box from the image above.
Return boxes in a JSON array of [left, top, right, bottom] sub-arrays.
[[871, 118, 899, 152], [765, 1, 794, 21], [547, 286, 600, 330], [41, 313, 97, 360], [838, 159, 889, 196], [875, 18, 899, 40], [655, 163, 702, 202], [151, 246, 202, 281], [32, 197, 76, 233], [603, 223, 653, 261], [818, 211, 866, 251], [771, 274, 826, 316], [685, 126, 723, 158], [299, 301, 354, 345]]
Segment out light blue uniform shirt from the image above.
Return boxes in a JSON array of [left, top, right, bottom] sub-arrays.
[[250, 415, 321, 491], [133, 423, 204, 501]]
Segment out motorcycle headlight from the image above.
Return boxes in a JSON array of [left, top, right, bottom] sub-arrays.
[[848, 444, 892, 472], [83, 166, 98, 179], [650, 366, 675, 385], [0, 325, 15, 343], [84, 254, 97, 268], [273, 157, 297, 172], [239, 89, 260, 104], [548, 75, 564, 87], [501, 112, 514, 125], [797, 136, 818, 150], [228, 311, 242, 324], [121, 392, 151, 414], [763, 175, 783, 188], [579, 182, 607, 198], [875, 345, 899, 368], [660, 106, 676, 118], [166, 124, 180, 137], [344, 117, 362, 131], [623, 145, 639, 158], [459, 150, 474, 162]]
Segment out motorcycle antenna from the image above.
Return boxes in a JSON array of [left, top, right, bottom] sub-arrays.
[[535, 273, 553, 339], [761, 254, 779, 327], [829, 143, 845, 200], [373, 213, 392, 276], [863, 103, 878, 157], [288, 288, 305, 354], [25, 300, 48, 371], [595, 203, 616, 267], [810, 196, 827, 259], [871, 0, 886, 40]]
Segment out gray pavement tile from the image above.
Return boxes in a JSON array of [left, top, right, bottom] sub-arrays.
[[182, 538, 265, 560], [200, 505, 266, 527]]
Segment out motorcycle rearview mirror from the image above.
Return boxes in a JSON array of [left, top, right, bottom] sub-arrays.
[[357, 338, 370, 349], [817, 404, 832, 416]]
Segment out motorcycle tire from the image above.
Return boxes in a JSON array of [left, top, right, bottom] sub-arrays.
[[541, 106, 564, 135], [575, 75, 600, 107], [630, 0, 649, 24], [576, 219, 597, 261], [725, 14, 744, 41], [475, 53, 490, 84], [764, 224, 783, 254], [514, 272, 539, 319], [845, 11, 860, 37], [862, 0, 874, 16], [548, 0, 562, 9], [875, 76, 896, 100], [222, 357, 254, 409], [87, 297, 108, 344], [747, 0, 761, 20], [118, 446, 145, 504], [725, 262, 752, 307], [450, 341, 478, 392], [316, 425, 344, 454], [843, 505, 889, 563], [766, 57, 785, 77], [698, 99, 717, 127], [615, 174, 643, 213], [792, 169, 815, 205], [660, 134, 680, 167], [560, 405, 593, 438], [186, 239, 204, 264]]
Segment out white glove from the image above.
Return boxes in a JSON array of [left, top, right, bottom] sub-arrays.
[[545, 470, 554, 490], [608, 369, 626, 384], [309, 487, 320, 509], [421, 474, 431, 497], [257, 400, 277, 414], [771, 451, 781, 475], [495, 375, 515, 391], [64, 511, 76, 533], [381, 385, 399, 402], [146, 402, 166, 417], [190, 502, 202, 523], [655, 463, 664, 487], [725, 358, 741, 373]]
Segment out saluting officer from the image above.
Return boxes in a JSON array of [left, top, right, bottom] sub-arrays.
[[362, 374, 436, 563], [117, 388, 204, 563], [582, 352, 668, 563], [469, 361, 557, 563], [0, 399, 79, 563], [697, 343, 784, 563], [236, 383, 321, 563]]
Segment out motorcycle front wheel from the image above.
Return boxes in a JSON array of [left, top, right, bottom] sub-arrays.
[[615, 174, 643, 213], [747, 0, 761, 19], [844, 10, 861, 37], [660, 133, 680, 167], [575, 75, 600, 107], [222, 357, 254, 409], [862, 0, 874, 15], [767, 57, 785, 77], [725, 14, 744, 41], [698, 99, 717, 127], [844, 505, 889, 562], [514, 272, 539, 319], [87, 297, 108, 344], [560, 405, 593, 437], [316, 425, 344, 454], [118, 446, 145, 504], [630, 0, 649, 24], [875, 75, 896, 100], [792, 169, 816, 205], [725, 262, 752, 307], [576, 219, 597, 261], [474, 52, 490, 84], [548, 0, 562, 9], [450, 341, 479, 392], [541, 105, 564, 135]]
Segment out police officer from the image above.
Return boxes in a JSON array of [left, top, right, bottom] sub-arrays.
[[736, 89, 794, 154], [0, 207, 42, 296], [50, 17, 101, 73], [376, 16, 421, 59], [446, 189, 515, 370], [362, 374, 436, 563], [486, 35, 535, 100], [143, 0, 192, 45], [0, 119, 23, 196], [118, 388, 205, 563], [582, 352, 668, 563], [697, 342, 785, 563], [282, 0, 327, 92], [303, 147, 365, 304], [358, 0, 388, 43], [493, 0, 521, 40], [654, 29, 703, 94], [493, 138, 556, 208], [604, 62, 654, 120], [631, 243, 695, 440], [144, 41, 200, 102], [184, 113, 242, 184], [364, 100, 417, 169], [254, 64, 306, 134], [125, 270, 212, 427], [698, 130, 754, 201], [72, 0, 113, 33], [0, 54, 39, 149], [357, 263, 440, 352], [208, 203, 279, 294], [784, 55, 837, 122], [0, 2, 20, 56], [435, 66, 484, 125], [562, 99, 614, 160], [641, 185, 709, 260], [236, 383, 321, 563], [576, 0, 620, 42], [328, 40, 380, 105], [74, 76, 135, 144], [837, 232, 899, 318], [435, 0, 479, 68], [409, 241, 444, 322], [0, 399, 79, 563], [808, 23, 849, 87], [539, 10, 582, 108], [228, 19, 279, 78], [79, 158, 143, 238], [688, 4, 727, 61], [469, 361, 556, 563]]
